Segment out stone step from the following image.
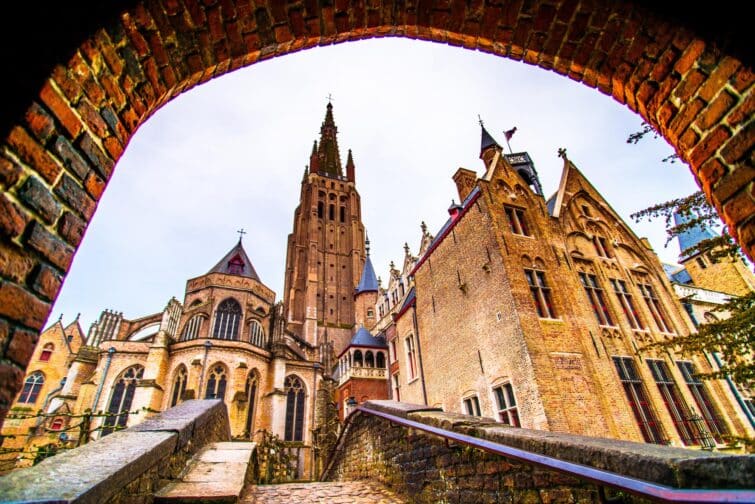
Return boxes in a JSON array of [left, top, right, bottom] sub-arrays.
[[242, 481, 406, 503], [154, 441, 257, 504]]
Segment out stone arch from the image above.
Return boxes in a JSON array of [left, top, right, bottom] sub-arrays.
[[0, 0, 751, 425]]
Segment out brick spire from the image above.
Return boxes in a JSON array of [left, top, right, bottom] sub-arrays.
[[317, 102, 343, 177], [346, 149, 355, 182], [309, 140, 319, 174]]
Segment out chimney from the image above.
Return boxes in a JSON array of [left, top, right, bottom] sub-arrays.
[[453, 168, 477, 202]]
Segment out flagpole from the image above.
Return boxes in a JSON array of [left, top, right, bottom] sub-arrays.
[[505, 138, 512, 154]]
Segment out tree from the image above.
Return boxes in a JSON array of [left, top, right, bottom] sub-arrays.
[[628, 123, 755, 385]]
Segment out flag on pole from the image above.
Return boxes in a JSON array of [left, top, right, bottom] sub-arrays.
[[504, 127, 517, 141]]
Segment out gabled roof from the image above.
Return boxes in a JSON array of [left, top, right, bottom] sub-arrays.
[[395, 286, 416, 321], [356, 254, 379, 293], [208, 240, 260, 281], [673, 212, 716, 260]]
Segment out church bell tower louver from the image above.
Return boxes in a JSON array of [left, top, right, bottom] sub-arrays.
[[282, 103, 367, 356]]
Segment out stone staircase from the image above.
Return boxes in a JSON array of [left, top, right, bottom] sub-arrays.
[[242, 481, 406, 503], [154, 442, 257, 503]]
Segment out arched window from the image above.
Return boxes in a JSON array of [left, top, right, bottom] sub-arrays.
[[181, 315, 203, 341], [339, 206, 345, 222], [328, 204, 335, 220], [317, 201, 324, 219], [376, 352, 386, 368], [249, 320, 265, 348], [170, 365, 188, 407], [101, 365, 144, 436], [213, 298, 242, 340], [19, 372, 44, 403], [244, 372, 258, 438], [205, 364, 228, 400], [50, 418, 64, 431], [39, 343, 54, 361], [353, 350, 363, 367], [365, 351, 375, 368], [284, 375, 305, 442]]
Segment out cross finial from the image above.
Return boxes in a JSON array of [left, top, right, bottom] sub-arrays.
[[237, 228, 247, 242], [478, 114, 484, 127], [365, 233, 371, 256], [557, 147, 568, 160], [327, 93, 334, 105]]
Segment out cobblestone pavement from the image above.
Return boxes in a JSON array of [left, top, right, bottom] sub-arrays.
[[243, 481, 406, 503]]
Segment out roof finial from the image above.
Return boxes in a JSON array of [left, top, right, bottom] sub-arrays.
[[75, 313, 80, 321], [404, 242, 410, 255], [557, 147, 568, 160], [58, 313, 64, 322], [421, 221, 428, 234], [478, 114, 484, 127], [236, 228, 247, 242], [365, 233, 371, 256], [327, 93, 334, 105]]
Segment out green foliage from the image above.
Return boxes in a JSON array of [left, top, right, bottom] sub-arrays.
[[254, 429, 298, 484], [32, 443, 58, 465]]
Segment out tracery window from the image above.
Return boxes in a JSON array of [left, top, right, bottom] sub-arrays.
[[213, 298, 242, 340], [39, 343, 54, 362], [524, 269, 556, 318], [610, 279, 644, 330], [677, 361, 728, 442], [579, 272, 614, 326], [244, 372, 258, 438], [284, 375, 305, 442], [19, 372, 44, 403], [493, 383, 520, 426], [102, 365, 144, 436], [181, 315, 203, 341], [249, 319, 265, 347], [612, 357, 665, 444], [204, 364, 228, 400], [638, 282, 673, 333], [646, 360, 697, 445], [170, 365, 188, 407]]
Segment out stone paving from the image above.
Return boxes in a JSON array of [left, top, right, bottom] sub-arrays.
[[243, 481, 407, 503]]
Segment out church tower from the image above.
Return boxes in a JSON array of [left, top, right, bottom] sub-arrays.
[[283, 103, 367, 355]]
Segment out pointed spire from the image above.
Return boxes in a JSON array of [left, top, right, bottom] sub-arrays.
[[674, 212, 716, 260], [208, 239, 261, 281], [404, 242, 410, 255], [310, 140, 319, 174], [346, 148, 355, 182], [318, 102, 343, 176], [479, 118, 501, 155], [356, 235, 379, 294]]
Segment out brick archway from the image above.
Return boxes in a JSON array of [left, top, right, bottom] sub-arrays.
[[0, 1, 752, 421]]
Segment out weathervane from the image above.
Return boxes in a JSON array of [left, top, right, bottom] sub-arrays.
[[237, 228, 247, 242]]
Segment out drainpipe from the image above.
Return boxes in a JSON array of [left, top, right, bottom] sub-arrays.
[[310, 361, 321, 479], [411, 304, 428, 406], [91, 347, 116, 412], [711, 352, 755, 428], [31, 377, 67, 434], [197, 340, 212, 397]]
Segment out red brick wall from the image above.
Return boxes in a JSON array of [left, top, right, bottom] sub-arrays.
[[1, 0, 752, 426]]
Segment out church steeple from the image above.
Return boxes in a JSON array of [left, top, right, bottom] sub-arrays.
[[356, 235, 379, 294], [346, 149, 355, 182], [317, 102, 343, 177]]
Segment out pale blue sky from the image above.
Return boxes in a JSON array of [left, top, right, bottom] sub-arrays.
[[49, 38, 701, 332]]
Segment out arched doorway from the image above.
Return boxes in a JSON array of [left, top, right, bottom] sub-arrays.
[[0, 1, 750, 425]]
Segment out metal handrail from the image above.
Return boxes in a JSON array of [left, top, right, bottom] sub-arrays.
[[356, 405, 755, 503]]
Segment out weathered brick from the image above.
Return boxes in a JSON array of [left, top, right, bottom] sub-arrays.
[[731, 67, 754, 92], [84, 171, 106, 200], [0, 194, 29, 239], [672, 69, 706, 103], [672, 38, 705, 75], [694, 91, 737, 132], [58, 211, 86, 247], [39, 81, 82, 139], [0, 242, 35, 284], [720, 121, 755, 164], [77, 98, 111, 138], [0, 157, 23, 189], [30, 263, 63, 302], [697, 57, 741, 102], [679, 128, 699, 152], [25, 221, 74, 271], [103, 136, 124, 160], [17, 176, 61, 224], [689, 126, 732, 167], [0, 318, 8, 353], [0, 364, 24, 411], [6, 327, 40, 367], [668, 98, 705, 142], [53, 135, 91, 181], [727, 94, 755, 128], [714, 165, 755, 204], [25, 102, 56, 143], [6, 126, 62, 184], [0, 281, 50, 330], [51, 65, 83, 104], [79, 132, 115, 179], [697, 158, 727, 193], [54, 173, 96, 220], [722, 189, 755, 230]]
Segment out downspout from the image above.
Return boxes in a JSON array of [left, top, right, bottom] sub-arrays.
[[310, 362, 321, 479], [30, 378, 67, 434], [411, 304, 428, 406], [91, 347, 116, 412]]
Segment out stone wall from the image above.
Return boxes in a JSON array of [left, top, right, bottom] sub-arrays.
[[0, 399, 230, 503], [323, 401, 754, 503]]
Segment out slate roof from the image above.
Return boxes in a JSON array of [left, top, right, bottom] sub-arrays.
[[349, 326, 387, 348], [480, 123, 501, 153], [673, 212, 715, 260], [356, 254, 379, 293], [208, 240, 260, 281]]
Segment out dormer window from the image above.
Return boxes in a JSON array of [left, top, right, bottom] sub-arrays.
[[227, 254, 245, 275]]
